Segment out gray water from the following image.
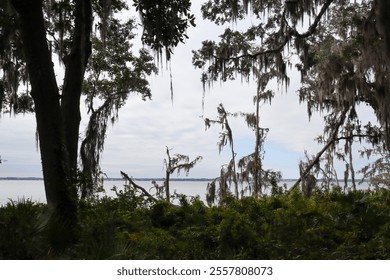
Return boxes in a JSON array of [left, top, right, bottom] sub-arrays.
[[0, 179, 211, 206], [0, 179, 371, 206]]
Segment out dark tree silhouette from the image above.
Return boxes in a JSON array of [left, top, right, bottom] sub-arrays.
[[0, 0, 195, 250]]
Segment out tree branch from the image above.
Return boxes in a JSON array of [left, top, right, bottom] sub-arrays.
[[120, 171, 158, 203], [290, 106, 349, 191], [213, 0, 335, 61], [333, 134, 379, 142], [291, 0, 335, 39]]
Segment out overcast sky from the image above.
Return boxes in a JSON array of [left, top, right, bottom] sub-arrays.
[[0, 0, 378, 180]]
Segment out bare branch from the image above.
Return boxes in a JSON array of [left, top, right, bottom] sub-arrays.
[[290, 106, 348, 191], [120, 171, 158, 203]]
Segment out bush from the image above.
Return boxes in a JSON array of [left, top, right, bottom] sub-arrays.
[[0, 199, 47, 259], [1, 187, 390, 259]]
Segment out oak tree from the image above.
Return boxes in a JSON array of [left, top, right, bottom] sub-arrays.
[[0, 0, 195, 249]]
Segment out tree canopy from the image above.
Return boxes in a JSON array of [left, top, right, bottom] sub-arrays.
[[193, 0, 390, 189]]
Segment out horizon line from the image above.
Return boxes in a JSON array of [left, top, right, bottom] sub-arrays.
[[0, 176, 300, 181], [0, 177, 364, 182]]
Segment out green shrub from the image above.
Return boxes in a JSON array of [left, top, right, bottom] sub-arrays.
[[1, 187, 390, 259], [0, 199, 47, 259]]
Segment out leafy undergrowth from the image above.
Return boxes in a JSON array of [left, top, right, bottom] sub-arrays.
[[1, 187, 390, 259]]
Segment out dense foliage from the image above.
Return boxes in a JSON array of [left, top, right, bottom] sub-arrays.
[[1, 186, 390, 259], [193, 0, 390, 191]]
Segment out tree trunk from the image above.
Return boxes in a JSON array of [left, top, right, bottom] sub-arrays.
[[165, 147, 171, 202], [10, 0, 84, 250], [375, 0, 390, 61], [375, 0, 390, 149], [62, 0, 92, 174], [253, 91, 261, 197], [11, 0, 74, 210], [164, 170, 171, 202]]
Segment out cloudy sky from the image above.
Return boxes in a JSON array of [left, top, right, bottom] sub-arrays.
[[0, 0, 377, 180]]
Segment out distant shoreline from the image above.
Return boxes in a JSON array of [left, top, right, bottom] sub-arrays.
[[0, 177, 300, 182], [0, 177, 214, 182], [0, 178, 367, 183]]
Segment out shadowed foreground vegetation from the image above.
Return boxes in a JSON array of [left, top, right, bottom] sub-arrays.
[[1, 186, 390, 259]]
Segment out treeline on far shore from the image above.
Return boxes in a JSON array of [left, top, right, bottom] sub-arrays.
[[0, 177, 214, 181]]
